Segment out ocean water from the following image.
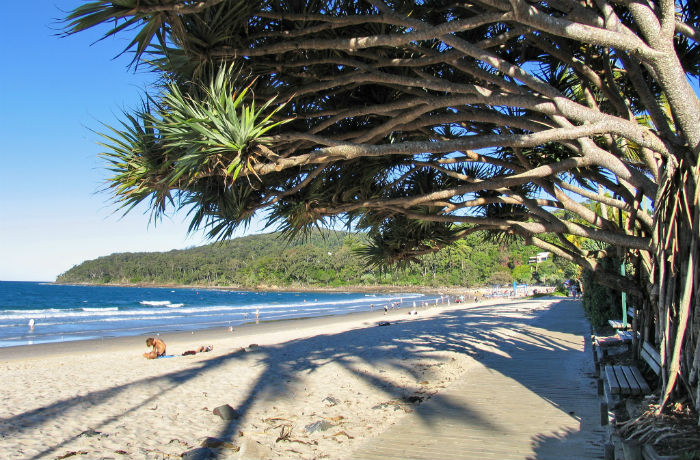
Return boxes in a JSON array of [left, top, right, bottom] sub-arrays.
[[0, 281, 429, 348]]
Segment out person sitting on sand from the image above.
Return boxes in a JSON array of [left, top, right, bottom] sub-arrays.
[[143, 337, 166, 359], [182, 345, 214, 356]]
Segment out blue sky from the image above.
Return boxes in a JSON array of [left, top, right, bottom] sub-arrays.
[[0, 2, 264, 281]]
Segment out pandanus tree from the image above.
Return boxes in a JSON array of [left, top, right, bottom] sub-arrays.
[[65, 0, 699, 419]]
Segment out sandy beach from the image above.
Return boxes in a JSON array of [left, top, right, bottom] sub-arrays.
[[0, 296, 559, 459]]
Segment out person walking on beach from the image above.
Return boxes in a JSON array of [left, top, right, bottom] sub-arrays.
[[144, 337, 167, 359], [384, 305, 388, 314], [572, 280, 581, 299]]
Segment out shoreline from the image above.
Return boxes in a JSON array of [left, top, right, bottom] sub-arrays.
[[0, 295, 495, 362], [1, 288, 458, 352], [0, 306, 400, 362], [1, 282, 559, 353]]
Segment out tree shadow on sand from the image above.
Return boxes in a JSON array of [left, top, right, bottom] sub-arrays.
[[2, 297, 603, 459]]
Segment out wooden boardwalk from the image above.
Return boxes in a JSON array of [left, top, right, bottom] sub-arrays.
[[351, 298, 605, 459]]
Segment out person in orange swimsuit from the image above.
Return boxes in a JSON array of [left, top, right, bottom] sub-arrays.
[[143, 337, 167, 359]]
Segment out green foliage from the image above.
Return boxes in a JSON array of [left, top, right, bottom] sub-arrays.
[[57, 230, 551, 288], [582, 257, 622, 328], [488, 270, 513, 285], [512, 264, 533, 284], [533, 260, 558, 284], [98, 68, 291, 239], [553, 280, 569, 296]]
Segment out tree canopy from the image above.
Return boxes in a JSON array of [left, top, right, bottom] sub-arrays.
[[64, 0, 699, 417]]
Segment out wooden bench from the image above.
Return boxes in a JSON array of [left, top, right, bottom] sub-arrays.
[[617, 330, 634, 342], [594, 330, 634, 364], [602, 340, 661, 397], [640, 341, 662, 376], [599, 340, 662, 426], [608, 307, 635, 330], [603, 364, 651, 396]]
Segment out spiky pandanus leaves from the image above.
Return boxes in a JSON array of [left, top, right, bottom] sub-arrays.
[[354, 216, 461, 268], [268, 156, 414, 241], [158, 68, 289, 184], [64, 0, 170, 67], [475, 186, 532, 245], [99, 104, 173, 218], [99, 66, 290, 227], [183, 175, 264, 239], [353, 167, 468, 267], [148, 1, 257, 82]]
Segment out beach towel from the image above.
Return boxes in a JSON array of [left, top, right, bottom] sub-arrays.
[[157, 354, 175, 359]]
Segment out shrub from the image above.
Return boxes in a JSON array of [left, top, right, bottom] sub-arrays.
[[554, 280, 568, 296], [582, 257, 622, 328]]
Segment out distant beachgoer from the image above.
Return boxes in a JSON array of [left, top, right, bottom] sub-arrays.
[[370, 304, 374, 311], [573, 280, 581, 299], [28, 318, 35, 332], [384, 305, 388, 314], [182, 345, 214, 356], [144, 337, 166, 359]]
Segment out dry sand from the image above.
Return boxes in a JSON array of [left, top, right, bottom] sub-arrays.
[[0, 297, 551, 459]]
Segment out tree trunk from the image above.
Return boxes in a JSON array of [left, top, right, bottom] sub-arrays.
[[653, 159, 700, 417]]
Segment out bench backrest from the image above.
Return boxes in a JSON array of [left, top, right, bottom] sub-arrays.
[[641, 341, 661, 375]]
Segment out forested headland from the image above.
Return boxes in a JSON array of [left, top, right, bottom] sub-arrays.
[[56, 230, 575, 289]]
